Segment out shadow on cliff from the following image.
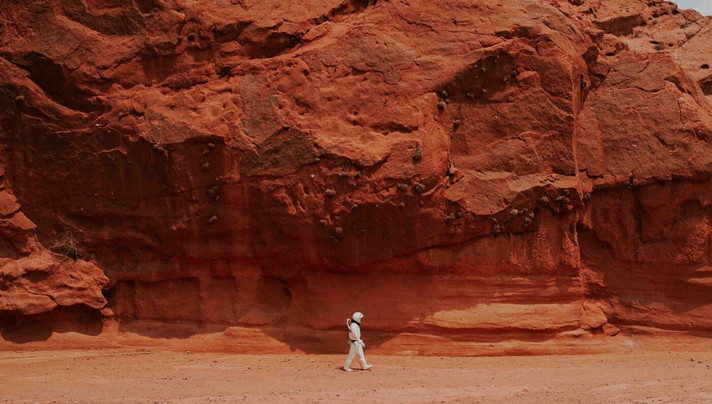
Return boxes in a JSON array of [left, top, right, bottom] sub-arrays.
[[0, 305, 103, 343], [259, 270, 586, 354], [108, 268, 585, 354], [579, 226, 712, 332], [100, 165, 588, 353]]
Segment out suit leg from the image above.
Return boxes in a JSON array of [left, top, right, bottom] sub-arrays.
[[344, 343, 357, 368], [357, 344, 367, 367]]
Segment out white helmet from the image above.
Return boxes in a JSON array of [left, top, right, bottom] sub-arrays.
[[352, 312, 364, 322]]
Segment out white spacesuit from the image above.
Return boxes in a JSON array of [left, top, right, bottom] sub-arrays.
[[344, 311, 373, 372]]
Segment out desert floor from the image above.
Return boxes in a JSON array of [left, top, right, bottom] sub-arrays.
[[1, 349, 712, 403]]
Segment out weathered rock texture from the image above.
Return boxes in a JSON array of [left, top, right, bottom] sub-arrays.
[[1, 0, 711, 353]]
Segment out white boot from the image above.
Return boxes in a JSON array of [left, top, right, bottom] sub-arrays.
[[362, 364, 372, 370], [343, 366, 353, 372]]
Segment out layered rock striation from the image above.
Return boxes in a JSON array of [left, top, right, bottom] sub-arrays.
[[1, 0, 711, 353]]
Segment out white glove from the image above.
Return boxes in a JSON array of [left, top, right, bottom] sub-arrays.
[[359, 340, 365, 348]]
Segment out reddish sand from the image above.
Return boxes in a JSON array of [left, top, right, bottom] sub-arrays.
[[1, 349, 712, 403]]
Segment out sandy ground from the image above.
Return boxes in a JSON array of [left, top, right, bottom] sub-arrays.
[[1, 349, 712, 403]]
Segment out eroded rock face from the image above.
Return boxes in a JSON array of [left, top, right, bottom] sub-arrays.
[[0, 174, 109, 318], [0, 0, 711, 353]]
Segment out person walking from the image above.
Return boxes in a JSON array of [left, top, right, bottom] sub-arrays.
[[344, 312, 373, 372]]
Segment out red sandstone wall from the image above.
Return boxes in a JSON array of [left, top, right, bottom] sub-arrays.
[[1, 0, 712, 353]]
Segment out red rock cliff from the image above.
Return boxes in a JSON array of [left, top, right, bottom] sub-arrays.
[[1, 0, 712, 354]]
